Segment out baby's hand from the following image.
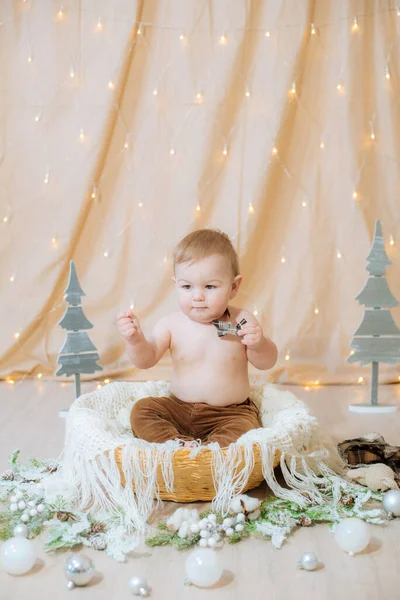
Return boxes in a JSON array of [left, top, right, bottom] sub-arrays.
[[116, 310, 142, 344], [237, 322, 263, 348]]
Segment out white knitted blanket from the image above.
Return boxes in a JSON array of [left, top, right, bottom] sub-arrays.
[[58, 381, 345, 532]]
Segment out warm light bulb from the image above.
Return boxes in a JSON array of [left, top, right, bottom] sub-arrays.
[[337, 252, 342, 258], [124, 141, 129, 149], [57, 6, 64, 19], [350, 350, 355, 356], [314, 307, 319, 314], [389, 235, 395, 246], [285, 353, 290, 361], [108, 80, 115, 90], [385, 66, 390, 79], [290, 82, 296, 95], [138, 202, 143, 207], [311, 23, 316, 35], [245, 88, 250, 97], [27, 55, 33, 63], [130, 303, 135, 310], [370, 131, 375, 140], [153, 88, 158, 96], [397, 7, 400, 16], [96, 17, 103, 31], [336, 83, 343, 91], [3, 216, 8, 222], [196, 204, 201, 212], [79, 128, 85, 142], [37, 373, 43, 379], [265, 31, 271, 37], [302, 201, 307, 207], [179, 33, 186, 41], [314, 380, 320, 385], [352, 191, 358, 199], [91, 188, 96, 199], [320, 141, 324, 149], [170, 148, 175, 155], [14, 332, 20, 339], [272, 147, 278, 155], [8, 379, 15, 385], [253, 309, 258, 316], [104, 378, 110, 384], [281, 257, 286, 263], [96, 384, 102, 389], [10, 276, 15, 282], [70, 66, 75, 79], [163, 256, 168, 263], [103, 251, 109, 258], [219, 34, 227, 44], [223, 145, 228, 156], [248, 203, 254, 214], [137, 26, 142, 35], [358, 376, 364, 383], [51, 237, 57, 247], [196, 92, 203, 103], [305, 386, 310, 391], [34, 113, 41, 122], [44, 172, 50, 184], [352, 17, 358, 31]]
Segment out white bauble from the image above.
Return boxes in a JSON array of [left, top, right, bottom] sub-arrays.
[[15, 491, 23, 501], [382, 490, 400, 517], [199, 538, 208, 548], [21, 514, 30, 523], [13, 524, 29, 538], [225, 527, 234, 536], [235, 524, 244, 532], [236, 513, 245, 523], [207, 514, 217, 523], [334, 518, 370, 555], [190, 523, 199, 534], [10, 503, 18, 512], [36, 504, 45, 513], [0, 537, 36, 575], [222, 518, 233, 528], [29, 509, 38, 518], [185, 548, 223, 588], [10, 495, 17, 504], [17, 501, 26, 511], [200, 530, 210, 539], [207, 537, 217, 548]]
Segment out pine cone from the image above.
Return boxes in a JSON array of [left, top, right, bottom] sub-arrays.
[[340, 494, 354, 507], [90, 522, 106, 534], [297, 515, 312, 527], [90, 535, 107, 551], [45, 464, 58, 473], [1, 469, 14, 481], [56, 511, 72, 522]]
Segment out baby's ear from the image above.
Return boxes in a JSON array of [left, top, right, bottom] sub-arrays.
[[232, 274, 243, 289], [171, 276, 176, 283]]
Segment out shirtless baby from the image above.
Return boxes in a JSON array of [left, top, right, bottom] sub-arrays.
[[117, 229, 278, 447]]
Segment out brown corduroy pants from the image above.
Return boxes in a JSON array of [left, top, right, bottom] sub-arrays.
[[130, 393, 261, 448]]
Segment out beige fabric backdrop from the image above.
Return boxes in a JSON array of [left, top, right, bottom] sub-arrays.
[[0, 0, 399, 388]]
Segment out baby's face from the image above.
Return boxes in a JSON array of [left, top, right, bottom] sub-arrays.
[[173, 254, 242, 323]]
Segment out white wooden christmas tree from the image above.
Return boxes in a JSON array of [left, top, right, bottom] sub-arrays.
[[348, 220, 400, 413], [56, 260, 102, 399]]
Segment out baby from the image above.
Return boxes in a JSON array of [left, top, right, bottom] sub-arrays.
[[117, 229, 278, 447]]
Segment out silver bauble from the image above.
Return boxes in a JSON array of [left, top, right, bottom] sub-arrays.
[[128, 575, 151, 596], [13, 523, 29, 538], [296, 552, 319, 571], [64, 554, 95, 588], [382, 490, 400, 518]]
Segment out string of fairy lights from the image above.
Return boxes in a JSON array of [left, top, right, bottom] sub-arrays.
[[1, 2, 400, 389]]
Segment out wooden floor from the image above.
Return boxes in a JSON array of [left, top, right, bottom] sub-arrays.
[[1, 380, 400, 600]]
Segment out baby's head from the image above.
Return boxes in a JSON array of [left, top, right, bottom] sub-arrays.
[[172, 229, 242, 323]]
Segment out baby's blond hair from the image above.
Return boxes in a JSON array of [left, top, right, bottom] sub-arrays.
[[173, 229, 240, 277]]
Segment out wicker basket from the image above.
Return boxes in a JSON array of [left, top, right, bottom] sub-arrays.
[[115, 444, 281, 503]]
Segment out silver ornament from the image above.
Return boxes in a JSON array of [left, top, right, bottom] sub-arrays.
[[296, 552, 319, 571], [64, 555, 95, 588], [128, 575, 151, 597], [382, 490, 400, 518], [13, 524, 29, 538]]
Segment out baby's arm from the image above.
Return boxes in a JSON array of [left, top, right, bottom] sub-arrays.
[[117, 311, 171, 369], [237, 310, 278, 370]]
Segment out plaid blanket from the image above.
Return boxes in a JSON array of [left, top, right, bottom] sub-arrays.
[[338, 432, 400, 485]]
